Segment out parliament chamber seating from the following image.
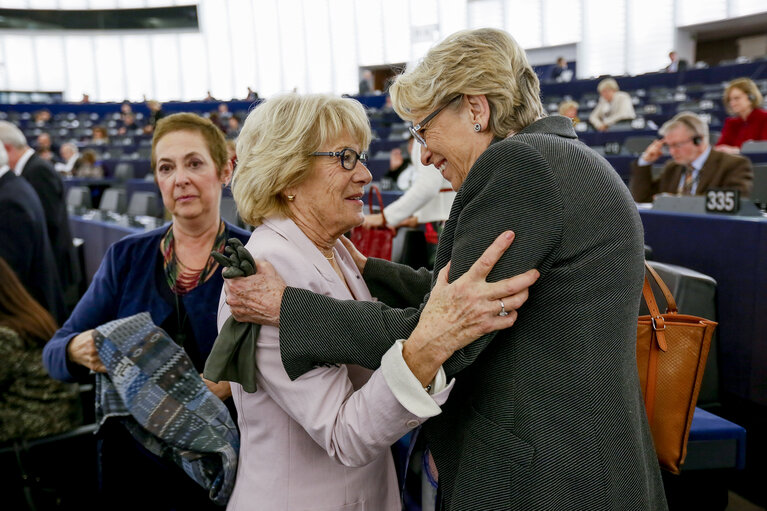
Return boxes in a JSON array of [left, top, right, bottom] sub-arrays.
[[98, 188, 127, 215], [127, 190, 162, 218]]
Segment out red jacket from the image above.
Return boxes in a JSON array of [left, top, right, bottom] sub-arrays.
[[716, 107, 767, 148]]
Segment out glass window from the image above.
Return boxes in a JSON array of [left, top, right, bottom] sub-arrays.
[[34, 36, 66, 93], [329, 0, 358, 96], [94, 36, 126, 101], [543, 0, 580, 47], [382, 0, 410, 64], [355, 0, 385, 66], [200, 0, 234, 100], [252, 0, 282, 97], [64, 36, 97, 101], [150, 34, 181, 102], [626, 0, 673, 75], [178, 33, 208, 101], [122, 34, 153, 102], [303, 0, 333, 94], [278, 0, 307, 92], [4, 35, 37, 91], [227, 0, 258, 100], [505, 0, 542, 48], [469, 0, 504, 30], [579, 0, 626, 78]]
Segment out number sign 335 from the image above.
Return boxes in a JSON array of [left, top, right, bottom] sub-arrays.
[[705, 189, 740, 214]]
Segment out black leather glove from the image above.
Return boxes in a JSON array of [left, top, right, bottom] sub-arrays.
[[211, 238, 256, 278]]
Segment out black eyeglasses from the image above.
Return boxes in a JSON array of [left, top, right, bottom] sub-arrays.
[[409, 95, 462, 147], [311, 148, 368, 170]]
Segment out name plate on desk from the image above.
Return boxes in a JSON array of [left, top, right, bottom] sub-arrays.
[[651, 193, 763, 217], [705, 189, 739, 214], [652, 194, 706, 214]]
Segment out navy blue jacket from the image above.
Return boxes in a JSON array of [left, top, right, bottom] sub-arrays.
[[21, 153, 75, 293], [0, 171, 66, 323], [43, 221, 251, 382]]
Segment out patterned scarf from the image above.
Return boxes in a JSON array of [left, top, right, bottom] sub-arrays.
[[161, 221, 227, 295], [94, 312, 239, 505]]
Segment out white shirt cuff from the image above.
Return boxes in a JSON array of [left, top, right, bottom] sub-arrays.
[[380, 339, 453, 418], [637, 157, 651, 167]]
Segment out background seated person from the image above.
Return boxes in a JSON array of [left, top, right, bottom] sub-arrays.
[[664, 51, 687, 73], [55, 142, 79, 176], [33, 109, 52, 127], [548, 57, 572, 83], [630, 111, 753, 202], [72, 149, 103, 179], [35, 132, 59, 163], [0, 256, 81, 447], [90, 125, 110, 145], [715, 77, 767, 154], [589, 78, 635, 132], [118, 112, 142, 136], [382, 135, 416, 190], [558, 99, 580, 124]]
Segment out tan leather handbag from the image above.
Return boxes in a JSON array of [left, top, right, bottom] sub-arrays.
[[636, 262, 717, 474]]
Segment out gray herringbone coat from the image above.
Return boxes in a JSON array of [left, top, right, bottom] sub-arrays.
[[279, 116, 667, 510]]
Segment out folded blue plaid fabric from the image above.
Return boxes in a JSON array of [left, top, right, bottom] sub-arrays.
[[94, 312, 239, 506]]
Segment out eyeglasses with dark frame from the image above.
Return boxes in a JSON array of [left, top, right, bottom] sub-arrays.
[[310, 148, 368, 170], [409, 94, 463, 147]]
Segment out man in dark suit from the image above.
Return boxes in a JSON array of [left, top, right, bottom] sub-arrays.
[[630, 111, 753, 202], [0, 144, 66, 323], [0, 121, 75, 306]]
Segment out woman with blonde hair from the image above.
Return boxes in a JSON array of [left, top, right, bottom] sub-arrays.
[[225, 28, 665, 510], [589, 77, 636, 131], [219, 92, 535, 510], [558, 99, 580, 124], [715, 77, 767, 153]]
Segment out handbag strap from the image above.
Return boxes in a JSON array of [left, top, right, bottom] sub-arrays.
[[641, 273, 668, 353], [644, 262, 678, 313], [367, 185, 388, 226]]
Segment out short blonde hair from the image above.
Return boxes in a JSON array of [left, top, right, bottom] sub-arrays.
[[151, 113, 228, 177], [233, 93, 372, 226], [389, 28, 545, 138], [597, 78, 620, 93], [558, 100, 579, 115], [723, 77, 763, 113], [659, 111, 709, 145]]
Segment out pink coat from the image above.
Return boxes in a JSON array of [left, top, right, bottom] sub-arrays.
[[218, 216, 441, 511]]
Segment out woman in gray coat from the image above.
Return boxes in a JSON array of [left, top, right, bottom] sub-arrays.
[[226, 28, 666, 511]]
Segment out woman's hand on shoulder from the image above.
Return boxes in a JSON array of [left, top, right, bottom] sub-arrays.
[[224, 259, 286, 327], [66, 330, 106, 373]]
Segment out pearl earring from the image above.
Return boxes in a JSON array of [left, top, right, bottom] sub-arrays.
[[474, 123, 481, 132]]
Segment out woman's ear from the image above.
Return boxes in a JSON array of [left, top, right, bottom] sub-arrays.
[[465, 94, 491, 131]]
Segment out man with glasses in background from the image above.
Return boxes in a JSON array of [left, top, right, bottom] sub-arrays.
[[629, 111, 753, 202]]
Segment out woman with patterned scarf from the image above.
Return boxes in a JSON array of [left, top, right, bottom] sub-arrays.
[[43, 113, 250, 511]]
